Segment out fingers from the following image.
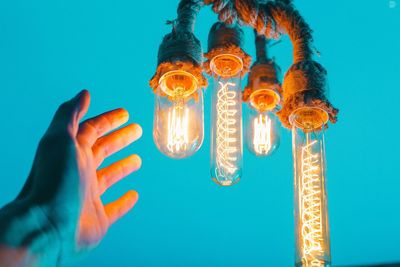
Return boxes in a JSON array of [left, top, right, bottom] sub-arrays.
[[77, 108, 130, 146], [92, 123, 142, 167], [97, 154, 142, 195], [46, 90, 90, 137], [104, 190, 139, 225]]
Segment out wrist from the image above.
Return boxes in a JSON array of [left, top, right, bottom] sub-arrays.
[[0, 200, 61, 267]]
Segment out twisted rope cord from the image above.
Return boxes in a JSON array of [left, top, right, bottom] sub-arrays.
[[157, 0, 204, 65], [150, 0, 207, 92], [204, 0, 313, 63], [204, 0, 238, 24], [177, 0, 204, 32]]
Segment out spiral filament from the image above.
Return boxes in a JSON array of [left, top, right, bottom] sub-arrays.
[[253, 114, 272, 155], [300, 138, 324, 266], [215, 81, 238, 182], [167, 101, 189, 153]]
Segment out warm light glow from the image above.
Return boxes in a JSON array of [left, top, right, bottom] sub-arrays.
[[292, 109, 330, 266], [215, 81, 238, 181], [298, 136, 325, 267], [167, 103, 189, 153], [210, 53, 243, 186], [153, 70, 204, 159], [252, 113, 272, 155]]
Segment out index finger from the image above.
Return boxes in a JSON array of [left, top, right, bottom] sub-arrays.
[[77, 108, 129, 146]]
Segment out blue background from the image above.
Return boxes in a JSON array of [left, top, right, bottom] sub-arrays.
[[0, 1, 399, 266]]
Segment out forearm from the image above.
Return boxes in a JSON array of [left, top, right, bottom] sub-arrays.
[[0, 201, 61, 267]]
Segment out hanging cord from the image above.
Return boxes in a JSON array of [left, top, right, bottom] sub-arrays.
[[204, 0, 313, 63], [204, 0, 238, 24], [150, 0, 207, 93], [233, 0, 313, 63], [243, 31, 281, 102], [157, 0, 204, 65], [252, 31, 280, 84], [254, 31, 269, 63], [177, 0, 203, 32]]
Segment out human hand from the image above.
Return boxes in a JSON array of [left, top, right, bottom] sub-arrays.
[[0, 90, 142, 266]]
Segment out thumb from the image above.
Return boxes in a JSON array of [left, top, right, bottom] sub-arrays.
[[46, 90, 90, 137]]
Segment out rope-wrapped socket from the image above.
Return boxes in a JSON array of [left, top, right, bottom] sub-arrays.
[[204, 22, 251, 77], [278, 60, 338, 129], [149, 30, 207, 99]]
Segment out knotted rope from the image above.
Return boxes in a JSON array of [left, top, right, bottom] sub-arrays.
[[150, 0, 207, 92]]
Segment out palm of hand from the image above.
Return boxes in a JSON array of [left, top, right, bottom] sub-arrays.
[[16, 91, 142, 264]]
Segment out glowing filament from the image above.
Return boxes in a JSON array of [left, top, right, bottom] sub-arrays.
[[216, 81, 238, 179], [167, 105, 189, 153], [299, 138, 324, 266], [253, 114, 272, 155]]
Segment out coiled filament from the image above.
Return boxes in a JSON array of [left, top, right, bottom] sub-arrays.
[[216, 81, 238, 179], [300, 139, 324, 266]]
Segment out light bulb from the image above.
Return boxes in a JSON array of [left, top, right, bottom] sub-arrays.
[[153, 70, 204, 159], [245, 89, 280, 156], [290, 107, 330, 267], [210, 54, 243, 186]]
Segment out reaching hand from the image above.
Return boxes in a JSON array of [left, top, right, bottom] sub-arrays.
[[0, 90, 142, 266]]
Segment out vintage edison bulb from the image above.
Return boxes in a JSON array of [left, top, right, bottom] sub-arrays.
[[210, 54, 243, 186], [153, 70, 204, 159], [290, 107, 331, 267], [245, 89, 280, 156]]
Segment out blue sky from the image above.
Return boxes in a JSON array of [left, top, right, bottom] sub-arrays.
[[0, 1, 399, 266]]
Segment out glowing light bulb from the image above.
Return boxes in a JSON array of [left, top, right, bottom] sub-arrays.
[[153, 70, 204, 159], [291, 107, 331, 267], [245, 89, 280, 156], [210, 54, 243, 186]]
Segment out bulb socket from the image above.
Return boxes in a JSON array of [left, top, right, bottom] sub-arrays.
[[289, 107, 329, 131], [150, 31, 207, 94], [277, 60, 338, 128], [243, 61, 282, 111], [204, 22, 251, 76]]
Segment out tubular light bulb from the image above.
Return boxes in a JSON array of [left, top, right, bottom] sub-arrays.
[[210, 54, 243, 186], [153, 70, 204, 159], [290, 107, 331, 267], [245, 89, 280, 156]]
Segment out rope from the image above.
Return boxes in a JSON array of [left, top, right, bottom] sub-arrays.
[[204, 0, 238, 24], [156, 0, 205, 65], [157, 31, 203, 65], [177, 0, 204, 32], [204, 0, 313, 63], [150, 0, 208, 93], [276, 60, 339, 128]]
